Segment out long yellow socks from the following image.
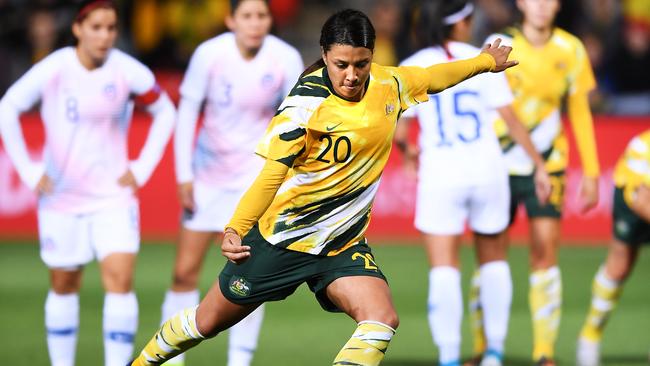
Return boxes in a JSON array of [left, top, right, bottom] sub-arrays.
[[579, 267, 622, 342], [333, 321, 395, 366], [468, 270, 487, 356], [131, 307, 205, 366], [529, 267, 562, 361]]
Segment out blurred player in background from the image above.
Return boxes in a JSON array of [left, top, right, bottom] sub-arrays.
[[395, 1, 550, 365], [0, 1, 175, 365], [129, 8, 518, 366], [161, 0, 303, 365], [576, 130, 650, 366], [468, 0, 601, 365]]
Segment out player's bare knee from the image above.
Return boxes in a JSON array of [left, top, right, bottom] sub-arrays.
[[172, 271, 200, 290]]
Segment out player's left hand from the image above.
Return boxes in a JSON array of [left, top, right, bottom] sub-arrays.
[[578, 176, 599, 214], [481, 38, 518, 72], [221, 228, 251, 264], [533, 166, 552, 205], [118, 170, 139, 192]]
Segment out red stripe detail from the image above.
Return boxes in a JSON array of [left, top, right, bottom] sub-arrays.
[[135, 84, 162, 106], [75, 1, 116, 22]]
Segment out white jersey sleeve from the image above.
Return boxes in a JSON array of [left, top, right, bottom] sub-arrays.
[[174, 40, 215, 183], [0, 52, 64, 188], [281, 46, 304, 96], [479, 72, 513, 109], [114, 52, 175, 186]]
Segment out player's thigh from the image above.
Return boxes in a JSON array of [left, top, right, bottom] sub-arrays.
[[415, 183, 470, 235], [37, 208, 94, 269], [423, 234, 462, 268], [172, 228, 215, 283], [325, 275, 398, 328], [197, 280, 262, 338], [468, 178, 510, 235], [522, 171, 565, 220], [309, 243, 391, 318], [183, 182, 243, 232], [91, 200, 140, 261]]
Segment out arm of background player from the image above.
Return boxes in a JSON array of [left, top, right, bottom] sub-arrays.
[[498, 105, 551, 203], [568, 91, 600, 178], [174, 97, 201, 184], [568, 90, 600, 212], [226, 159, 289, 237], [129, 91, 176, 187], [394, 116, 418, 178]]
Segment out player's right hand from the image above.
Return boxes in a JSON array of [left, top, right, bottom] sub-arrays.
[[36, 174, 54, 195], [533, 167, 552, 205], [178, 182, 195, 212], [221, 228, 251, 264]]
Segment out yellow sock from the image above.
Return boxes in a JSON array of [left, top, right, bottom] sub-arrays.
[[468, 269, 487, 356], [529, 267, 562, 361], [579, 267, 622, 343], [333, 321, 395, 366], [132, 307, 205, 366]]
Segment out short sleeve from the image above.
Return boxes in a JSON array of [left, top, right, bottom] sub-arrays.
[[179, 42, 213, 103], [281, 47, 304, 97], [255, 111, 307, 167], [569, 40, 596, 96]]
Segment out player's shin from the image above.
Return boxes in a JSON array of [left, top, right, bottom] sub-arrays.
[[579, 266, 622, 342], [104, 292, 138, 366], [45, 291, 79, 366], [227, 305, 265, 366], [131, 307, 206, 366], [333, 321, 395, 366], [161, 289, 201, 365], [529, 266, 562, 361], [429, 267, 462, 366], [480, 261, 512, 359], [468, 270, 487, 357]]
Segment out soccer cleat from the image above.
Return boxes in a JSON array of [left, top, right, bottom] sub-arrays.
[[534, 356, 556, 366], [576, 338, 600, 366], [462, 355, 482, 366], [479, 350, 503, 366]]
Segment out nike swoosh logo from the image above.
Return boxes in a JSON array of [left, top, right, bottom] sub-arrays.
[[326, 122, 342, 131]]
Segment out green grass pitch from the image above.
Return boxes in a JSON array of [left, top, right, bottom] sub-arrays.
[[1, 242, 648, 365]]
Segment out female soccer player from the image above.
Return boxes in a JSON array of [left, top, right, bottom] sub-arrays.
[[576, 130, 650, 366], [162, 1, 303, 365], [129, 8, 517, 366], [468, 0, 601, 365], [396, 2, 551, 366], [0, 1, 175, 365]]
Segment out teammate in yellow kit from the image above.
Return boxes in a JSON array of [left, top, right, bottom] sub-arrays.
[[129, 8, 518, 366], [576, 130, 650, 366], [467, 1, 601, 365]]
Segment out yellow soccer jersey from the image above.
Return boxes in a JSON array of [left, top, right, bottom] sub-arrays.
[[490, 27, 598, 176], [614, 130, 650, 206], [254, 64, 430, 256]]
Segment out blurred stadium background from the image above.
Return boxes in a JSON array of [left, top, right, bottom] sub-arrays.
[[0, 0, 649, 365]]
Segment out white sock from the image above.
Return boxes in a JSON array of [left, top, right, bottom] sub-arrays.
[[428, 266, 462, 364], [228, 305, 265, 366], [45, 291, 79, 366], [160, 289, 201, 365], [479, 261, 512, 356], [103, 292, 138, 366]]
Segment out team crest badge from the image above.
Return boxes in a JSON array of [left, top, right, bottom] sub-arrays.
[[385, 103, 395, 115], [229, 276, 252, 297], [615, 220, 629, 236]]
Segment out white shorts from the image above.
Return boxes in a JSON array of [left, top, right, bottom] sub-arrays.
[[38, 201, 140, 268], [414, 180, 510, 236], [182, 181, 245, 232]]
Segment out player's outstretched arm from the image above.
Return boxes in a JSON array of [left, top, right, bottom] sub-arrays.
[[423, 38, 517, 94]]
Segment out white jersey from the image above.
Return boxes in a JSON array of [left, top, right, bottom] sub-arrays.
[[0, 47, 169, 213], [400, 42, 513, 186], [176, 33, 303, 189]]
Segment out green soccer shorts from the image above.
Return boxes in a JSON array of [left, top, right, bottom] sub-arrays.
[[508, 171, 566, 224], [218, 225, 387, 312], [612, 187, 650, 246]]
